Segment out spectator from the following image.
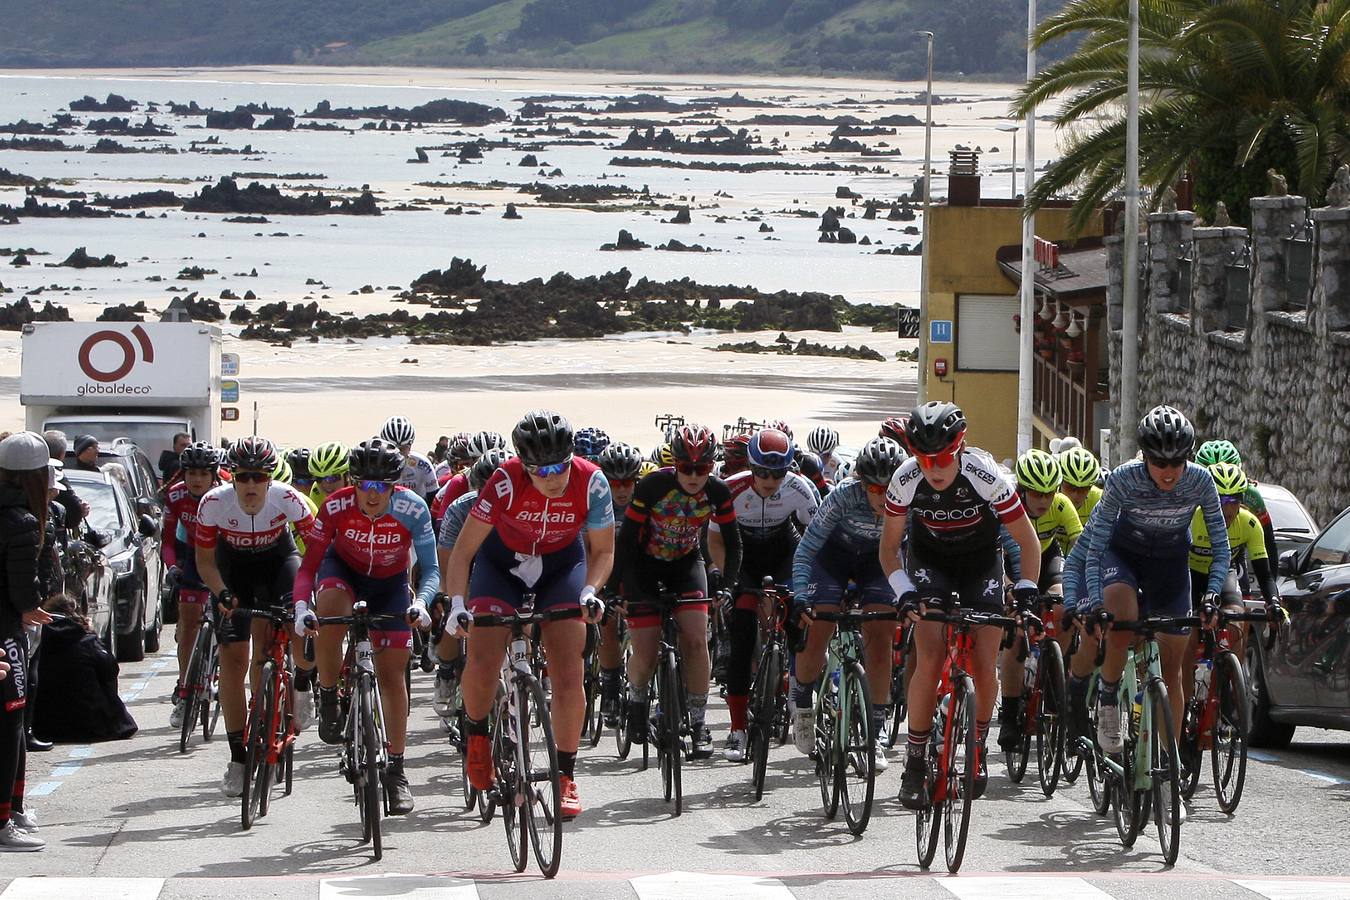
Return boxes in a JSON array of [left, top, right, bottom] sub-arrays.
[[70, 435, 101, 473], [431, 435, 451, 465], [0, 431, 55, 850], [43, 431, 83, 532], [158, 432, 191, 486], [32, 596, 136, 745]]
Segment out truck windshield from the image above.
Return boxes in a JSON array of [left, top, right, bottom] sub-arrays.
[[45, 418, 189, 465]]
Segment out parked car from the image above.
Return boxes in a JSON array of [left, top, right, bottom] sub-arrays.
[[1248, 505, 1350, 747], [65, 469, 163, 662], [1255, 482, 1319, 557]]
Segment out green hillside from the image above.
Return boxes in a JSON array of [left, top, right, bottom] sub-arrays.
[[0, 0, 1062, 78]]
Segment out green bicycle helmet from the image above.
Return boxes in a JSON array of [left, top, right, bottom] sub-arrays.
[[1195, 439, 1242, 468], [1015, 448, 1063, 494], [271, 456, 293, 484], [1207, 461, 1249, 496], [1058, 446, 1101, 488], [310, 441, 350, 478]]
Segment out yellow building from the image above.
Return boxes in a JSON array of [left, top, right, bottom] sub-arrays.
[[921, 158, 1103, 462]]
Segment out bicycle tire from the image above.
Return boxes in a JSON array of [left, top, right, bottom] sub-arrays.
[[203, 644, 222, 741], [915, 726, 941, 869], [1211, 650, 1249, 815], [519, 676, 563, 878], [1112, 692, 1141, 848], [658, 648, 684, 815], [943, 675, 976, 873], [1148, 678, 1182, 865], [750, 643, 781, 801], [1035, 639, 1067, 798], [583, 650, 603, 750], [1179, 695, 1203, 801], [280, 672, 295, 798], [886, 662, 907, 751], [1004, 693, 1030, 784], [240, 664, 273, 831], [494, 690, 527, 873], [1084, 680, 1110, 814], [838, 661, 875, 836], [815, 676, 839, 819], [359, 673, 383, 861], [179, 627, 207, 754], [457, 709, 481, 812]]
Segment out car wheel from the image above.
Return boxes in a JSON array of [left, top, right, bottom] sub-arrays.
[[145, 589, 162, 654], [116, 581, 147, 664], [1247, 638, 1295, 749]]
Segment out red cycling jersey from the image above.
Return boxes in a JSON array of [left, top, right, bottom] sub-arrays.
[[161, 481, 207, 568], [432, 472, 470, 522], [469, 457, 614, 555]]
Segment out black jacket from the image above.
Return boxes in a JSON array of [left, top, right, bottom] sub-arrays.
[[0, 484, 41, 639], [33, 617, 137, 742]]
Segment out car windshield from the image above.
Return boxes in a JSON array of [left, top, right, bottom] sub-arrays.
[[1265, 492, 1315, 534], [70, 478, 123, 535], [1308, 511, 1350, 569]]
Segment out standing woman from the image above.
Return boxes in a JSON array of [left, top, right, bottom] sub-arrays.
[[0, 432, 55, 851]]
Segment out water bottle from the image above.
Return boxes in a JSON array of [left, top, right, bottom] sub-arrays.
[[1194, 658, 1212, 699], [933, 693, 950, 757], [1023, 646, 1038, 691], [1131, 687, 1144, 731]]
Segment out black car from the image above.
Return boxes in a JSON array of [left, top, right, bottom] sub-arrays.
[[1249, 506, 1350, 747], [65, 469, 163, 663]]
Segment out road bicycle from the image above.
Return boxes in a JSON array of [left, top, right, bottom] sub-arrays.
[[744, 577, 793, 801], [914, 594, 1018, 873], [237, 602, 299, 831], [177, 595, 221, 754], [884, 619, 914, 752], [1003, 593, 1068, 798], [647, 589, 710, 817]]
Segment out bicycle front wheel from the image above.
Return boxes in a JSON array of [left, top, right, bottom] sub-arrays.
[[240, 663, 274, 831], [815, 679, 839, 819], [203, 642, 222, 741], [658, 649, 684, 815], [1211, 650, 1249, 815], [1004, 694, 1030, 784], [749, 642, 781, 801], [519, 677, 563, 878], [1149, 678, 1182, 865], [179, 628, 207, 754], [943, 676, 976, 874], [915, 730, 941, 869], [583, 647, 603, 750], [1035, 640, 1067, 798], [494, 690, 527, 873], [838, 661, 875, 836], [359, 673, 383, 861]]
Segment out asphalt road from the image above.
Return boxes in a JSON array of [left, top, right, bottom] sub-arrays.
[[5, 635, 1350, 900]]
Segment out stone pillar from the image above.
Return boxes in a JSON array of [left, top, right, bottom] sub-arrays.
[[1312, 206, 1350, 332], [1190, 225, 1247, 333], [1147, 210, 1194, 314], [1249, 195, 1307, 313], [1106, 233, 1123, 331]]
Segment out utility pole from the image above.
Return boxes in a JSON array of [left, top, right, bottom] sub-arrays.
[[1016, 0, 1037, 455], [916, 30, 934, 405], [1117, 0, 1141, 464]]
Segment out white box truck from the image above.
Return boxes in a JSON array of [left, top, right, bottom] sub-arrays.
[[20, 321, 223, 464]]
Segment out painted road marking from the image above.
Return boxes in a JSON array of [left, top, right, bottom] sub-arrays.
[[319, 874, 479, 900], [1, 878, 164, 900], [939, 876, 1114, 900], [631, 871, 795, 900], [1234, 880, 1350, 899], [1247, 749, 1350, 786]]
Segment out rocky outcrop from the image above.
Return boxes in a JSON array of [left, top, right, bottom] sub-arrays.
[[618, 126, 777, 156], [50, 247, 123, 268], [69, 94, 137, 112], [303, 98, 507, 126], [502, 203, 522, 219], [96, 301, 149, 322], [182, 177, 380, 216], [0, 297, 71, 330], [600, 230, 649, 251]]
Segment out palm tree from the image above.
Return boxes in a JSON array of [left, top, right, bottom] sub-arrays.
[[1012, 0, 1350, 234]]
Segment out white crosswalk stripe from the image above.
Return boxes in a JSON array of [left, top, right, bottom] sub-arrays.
[[631, 871, 795, 900], [318, 874, 478, 900], [937, 876, 1114, 900], [1, 878, 165, 900], [1233, 880, 1350, 900]]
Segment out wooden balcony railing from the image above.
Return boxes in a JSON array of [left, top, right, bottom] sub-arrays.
[[1032, 351, 1107, 442]]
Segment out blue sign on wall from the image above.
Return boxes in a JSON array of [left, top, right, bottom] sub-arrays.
[[221, 380, 240, 403], [930, 319, 954, 343]]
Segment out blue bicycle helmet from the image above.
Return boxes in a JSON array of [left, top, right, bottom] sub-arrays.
[[748, 428, 795, 470]]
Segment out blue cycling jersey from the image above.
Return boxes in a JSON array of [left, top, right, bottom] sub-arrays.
[[1084, 460, 1230, 603], [437, 490, 478, 550], [792, 479, 884, 595]]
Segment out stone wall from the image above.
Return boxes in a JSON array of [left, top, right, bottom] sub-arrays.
[[1107, 193, 1350, 525]]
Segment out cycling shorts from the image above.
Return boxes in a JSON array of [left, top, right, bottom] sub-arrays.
[[175, 538, 208, 591], [733, 538, 796, 612], [1188, 568, 1243, 612], [469, 529, 585, 617], [624, 553, 709, 629], [215, 544, 300, 645], [317, 549, 413, 650], [1100, 544, 1191, 634], [907, 545, 1004, 613], [1039, 544, 1064, 592], [799, 539, 893, 609]]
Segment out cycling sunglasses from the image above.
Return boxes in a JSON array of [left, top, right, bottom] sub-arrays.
[[676, 462, 714, 477], [750, 465, 788, 480], [915, 449, 959, 470], [525, 457, 572, 478], [358, 479, 395, 493], [293, 476, 315, 488], [607, 477, 636, 489], [1220, 494, 1242, 506], [1145, 455, 1188, 469], [319, 475, 345, 487], [234, 471, 271, 484], [865, 481, 888, 495]]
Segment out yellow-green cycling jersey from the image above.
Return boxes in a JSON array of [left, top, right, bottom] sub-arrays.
[[293, 490, 319, 555], [1074, 485, 1102, 523], [1031, 493, 1083, 554], [1189, 506, 1267, 573]]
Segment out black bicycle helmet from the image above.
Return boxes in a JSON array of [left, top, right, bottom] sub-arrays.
[[348, 438, 404, 481], [853, 437, 906, 485], [901, 401, 967, 456], [286, 447, 311, 480], [511, 410, 575, 467], [468, 448, 510, 492], [597, 442, 645, 481], [1137, 405, 1195, 459], [670, 424, 717, 465], [180, 441, 221, 470], [227, 436, 278, 472]]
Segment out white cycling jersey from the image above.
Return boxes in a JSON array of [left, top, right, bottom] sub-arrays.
[[399, 450, 439, 497], [711, 470, 819, 542]]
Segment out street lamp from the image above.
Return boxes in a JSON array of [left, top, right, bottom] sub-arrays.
[[915, 29, 934, 404], [996, 123, 1018, 198]]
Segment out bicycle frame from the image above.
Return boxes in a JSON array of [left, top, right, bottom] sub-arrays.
[[930, 622, 978, 804], [242, 610, 297, 769]]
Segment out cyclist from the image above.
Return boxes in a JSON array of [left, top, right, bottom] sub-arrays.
[[431, 448, 510, 720], [594, 442, 646, 725], [165, 442, 223, 728], [615, 424, 740, 760], [574, 427, 611, 462], [286, 448, 314, 497], [878, 402, 1043, 808], [721, 428, 818, 761], [1082, 405, 1229, 753], [806, 426, 842, 484], [380, 415, 439, 507], [193, 437, 316, 798], [1195, 439, 1279, 563], [767, 420, 830, 498], [719, 433, 751, 479], [1057, 445, 1103, 522], [790, 437, 904, 771], [996, 448, 1080, 751], [434, 431, 508, 525], [294, 439, 438, 815], [307, 441, 350, 506], [445, 411, 613, 819]]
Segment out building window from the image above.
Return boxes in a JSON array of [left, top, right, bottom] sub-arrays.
[[957, 294, 1019, 371]]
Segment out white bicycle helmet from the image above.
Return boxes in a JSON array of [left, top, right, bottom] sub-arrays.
[[807, 426, 840, 455], [379, 415, 416, 448]]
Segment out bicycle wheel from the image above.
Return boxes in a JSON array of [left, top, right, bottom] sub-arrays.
[[658, 649, 684, 815], [1179, 697, 1203, 801], [886, 663, 907, 751], [1111, 699, 1141, 848], [1210, 651, 1249, 815], [838, 661, 875, 836], [519, 677, 563, 878], [815, 679, 839, 819], [1004, 694, 1030, 784], [240, 664, 274, 831], [456, 708, 482, 812], [281, 678, 295, 798], [915, 726, 942, 869], [942, 675, 976, 874], [583, 648, 602, 750], [359, 673, 383, 861], [615, 691, 633, 761], [203, 645, 222, 741], [179, 630, 207, 754], [1035, 640, 1067, 798], [1148, 678, 1182, 865], [749, 643, 781, 801], [494, 693, 527, 873]]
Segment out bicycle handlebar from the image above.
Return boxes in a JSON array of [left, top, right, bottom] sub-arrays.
[[472, 606, 585, 628], [809, 608, 899, 624]]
